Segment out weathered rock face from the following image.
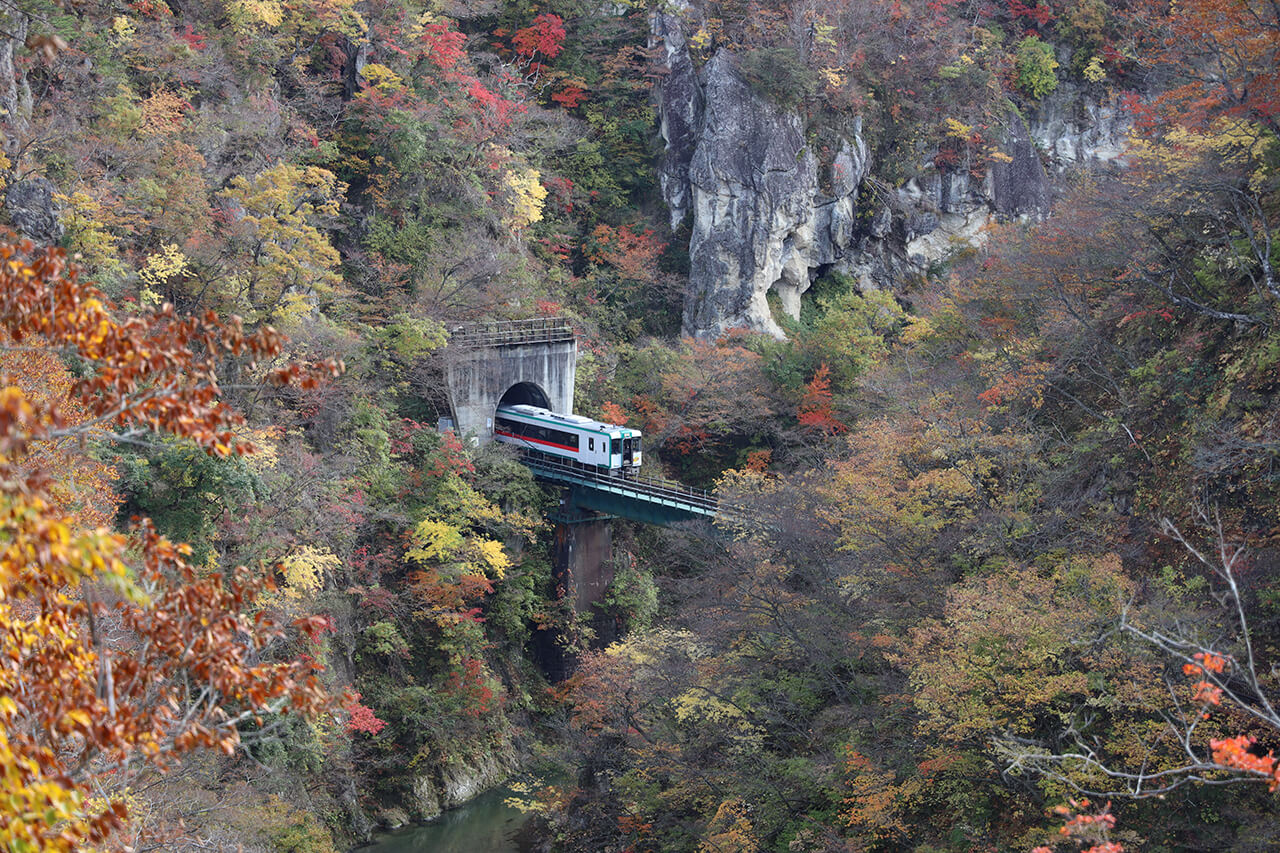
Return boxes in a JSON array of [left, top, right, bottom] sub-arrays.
[[403, 739, 518, 822], [992, 112, 1051, 217], [1028, 82, 1131, 170], [684, 51, 818, 338], [654, 6, 702, 232], [5, 178, 63, 244], [656, 12, 869, 338], [654, 8, 1132, 338]]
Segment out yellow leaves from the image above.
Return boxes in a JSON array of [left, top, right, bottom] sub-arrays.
[[698, 798, 760, 853], [229, 0, 284, 30], [359, 63, 403, 93], [501, 167, 547, 234], [407, 518, 464, 563], [407, 518, 510, 581], [1129, 117, 1274, 193], [1082, 54, 1106, 82], [277, 545, 340, 601], [906, 556, 1137, 744], [109, 15, 136, 45], [219, 162, 346, 319], [943, 117, 974, 138], [899, 315, 935, 346], [817, 66, 846, 90], [239, 426, 282, 474], [57, 191, 124, 278], [139, 243, 192, 300], [810, 19, 838, 49], [473, 538, 509, 579]]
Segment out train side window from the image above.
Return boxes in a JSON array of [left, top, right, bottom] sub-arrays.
[[588, 438, 594, 451]]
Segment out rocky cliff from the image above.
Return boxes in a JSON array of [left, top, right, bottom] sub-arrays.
[[654, 9, 1131, 338]]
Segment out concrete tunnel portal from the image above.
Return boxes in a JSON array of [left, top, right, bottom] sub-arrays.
[[442, 323, 576, 441]]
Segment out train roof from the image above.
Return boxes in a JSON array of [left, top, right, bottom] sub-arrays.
[[497, 404, 639, 435]]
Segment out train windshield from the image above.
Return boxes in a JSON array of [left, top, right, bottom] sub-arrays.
[[634, 436, 641, 453], [610, 438, 621, 455]]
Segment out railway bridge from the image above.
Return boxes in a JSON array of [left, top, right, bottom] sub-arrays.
[[441, 319, 725, 670]]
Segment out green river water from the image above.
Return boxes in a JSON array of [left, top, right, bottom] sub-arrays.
[[357, 783, 536, 853]]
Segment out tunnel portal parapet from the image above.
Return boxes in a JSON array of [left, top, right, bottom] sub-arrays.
[[443, 318, 577, 442]]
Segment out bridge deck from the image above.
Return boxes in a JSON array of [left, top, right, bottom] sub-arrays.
[[449, 317, 576, 349], [517, 450, 720, 526]]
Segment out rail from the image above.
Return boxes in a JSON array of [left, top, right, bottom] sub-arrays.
[[517, 449, 720, 514], [449, 317, 576, 349]]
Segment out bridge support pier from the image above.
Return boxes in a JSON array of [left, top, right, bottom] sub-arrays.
[[552, 506, 615, 618], [534, 499, 621, 681]]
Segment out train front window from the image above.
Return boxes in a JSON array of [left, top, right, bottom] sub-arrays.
[[634, 436, 641, 453], [611, 438, 621, 455]]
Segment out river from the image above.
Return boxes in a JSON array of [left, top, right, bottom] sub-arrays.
[[357, 782, 538, 853]]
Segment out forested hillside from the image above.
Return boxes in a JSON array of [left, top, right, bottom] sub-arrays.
[[0, 0, 1277, 848]]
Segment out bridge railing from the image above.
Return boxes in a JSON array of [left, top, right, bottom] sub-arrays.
[[449, 317, 576, 349], [517, 449, 720, 514]]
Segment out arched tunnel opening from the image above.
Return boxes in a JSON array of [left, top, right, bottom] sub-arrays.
[[498, 381, 551, 411]]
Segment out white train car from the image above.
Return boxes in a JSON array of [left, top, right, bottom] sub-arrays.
[[494, 404, 642, 475]]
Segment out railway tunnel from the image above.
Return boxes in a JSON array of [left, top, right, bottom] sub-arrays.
[[442, 319, 576, 442]]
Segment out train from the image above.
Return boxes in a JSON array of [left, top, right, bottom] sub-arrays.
[[494, 404, 642, 475]]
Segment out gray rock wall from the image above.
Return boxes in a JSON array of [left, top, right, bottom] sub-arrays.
[[654, 7, 1131, 339], [403, 740, 519, 822], [656, 10, 869, 339]]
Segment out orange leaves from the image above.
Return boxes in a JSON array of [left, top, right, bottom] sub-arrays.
[[1209, 735, 1280, 789], [586, 223, 666, 282], [1038, 799, 1124, 853], [841, 748, 913, 841], [797, 363, 847, 434], [599, 401, 628, 425], [1183, 650, 1230, 676], [0, 240, 339, 464], [0, 240, 338, 848]]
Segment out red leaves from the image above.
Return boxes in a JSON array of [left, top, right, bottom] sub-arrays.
[[1007, 0, 1053, 26], [587, 223, 666, 281], [344, 693, 389, 735], [176, 24, 206, 51], [444, 656, 499, 716], [798, 363, 848, 434], [512, 13, 566, 63], [551, 85, 587, 108], [420, 22, 467, 70]]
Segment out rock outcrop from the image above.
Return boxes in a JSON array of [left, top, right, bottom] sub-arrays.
[[654, 8, 1131, 339], [402, 739, 518, 822], [5, 177, 63, 245], [657, 11, 869, 339]]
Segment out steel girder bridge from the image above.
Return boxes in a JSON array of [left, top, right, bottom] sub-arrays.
[[516, 450, 721, 527]]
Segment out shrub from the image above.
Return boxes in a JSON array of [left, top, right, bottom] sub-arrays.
[[1014, 35, 1059, 100]]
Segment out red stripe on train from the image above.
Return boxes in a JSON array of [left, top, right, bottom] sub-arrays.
[[493, 429, 579, 453]]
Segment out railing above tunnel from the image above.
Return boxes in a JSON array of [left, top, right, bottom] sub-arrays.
[[448, 317, 576, 349]]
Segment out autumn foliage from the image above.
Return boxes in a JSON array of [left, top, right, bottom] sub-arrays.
[[0, 240, 339, 850]]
